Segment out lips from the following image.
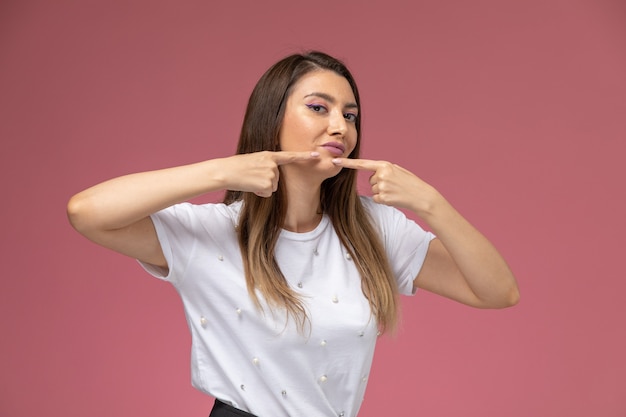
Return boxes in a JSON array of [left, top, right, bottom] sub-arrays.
[[320, 142, 345, 156]]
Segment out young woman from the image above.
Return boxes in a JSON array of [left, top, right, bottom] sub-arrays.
[[67, 51, 519, 417]]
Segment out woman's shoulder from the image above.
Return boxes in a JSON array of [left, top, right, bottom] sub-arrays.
[[358, 195, 420, 234], [156, 200, 242, 230], [359, 195, 400, 218], [167, 200, 242, 216]]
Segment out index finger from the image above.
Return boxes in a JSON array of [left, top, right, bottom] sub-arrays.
[[272, 151, 321, 165], [331, 158, 382, 171]]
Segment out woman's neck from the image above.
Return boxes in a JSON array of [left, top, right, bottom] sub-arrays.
[[282, 173, 322, 233]]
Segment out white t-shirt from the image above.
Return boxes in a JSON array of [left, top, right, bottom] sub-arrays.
[[140, 197, 434, 417]]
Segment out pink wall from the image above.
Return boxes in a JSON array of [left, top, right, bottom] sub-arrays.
[[1, 0, 625, 416]]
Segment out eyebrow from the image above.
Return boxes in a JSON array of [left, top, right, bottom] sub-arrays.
[[304, 92, 359, 110]]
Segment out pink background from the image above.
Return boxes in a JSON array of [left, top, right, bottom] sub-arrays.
[[1, 0, 625, 416]]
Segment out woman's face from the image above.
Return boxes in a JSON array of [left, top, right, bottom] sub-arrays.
[[279, 69, 358, 178]]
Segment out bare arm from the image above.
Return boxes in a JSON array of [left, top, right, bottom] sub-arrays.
[[332, 158, 519, 308], [412, 196, 519, 308], [67, 151, 320, 268]]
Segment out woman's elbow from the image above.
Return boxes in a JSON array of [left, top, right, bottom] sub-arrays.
[[496, 283, 520, 308], [478, 281, 520, 309], [503, 287, 520, 308], [491, 269, 520, 308], [66, 193, 95, 235]]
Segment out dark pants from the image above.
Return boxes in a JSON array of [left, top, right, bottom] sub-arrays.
[[209, 399, 258, 417]]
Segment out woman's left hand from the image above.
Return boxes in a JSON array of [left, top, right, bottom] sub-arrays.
[[331, 158, 439, 216], [332, 157, 520, 309]]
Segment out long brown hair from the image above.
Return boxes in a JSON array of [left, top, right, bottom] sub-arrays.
[[223, 51, 399, 333]]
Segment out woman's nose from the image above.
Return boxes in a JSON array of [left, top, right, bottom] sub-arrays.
[[327, 110, 348, 136]]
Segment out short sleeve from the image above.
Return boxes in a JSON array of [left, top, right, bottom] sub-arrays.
[[362, 197, 436, 296], [137, 203, 201, 287], [137, 202, 241, 287]]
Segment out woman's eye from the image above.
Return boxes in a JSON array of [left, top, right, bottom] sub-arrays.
[[344, 113, 358, 122], [306, 104, 326, 112]]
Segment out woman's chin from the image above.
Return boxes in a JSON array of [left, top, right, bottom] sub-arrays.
[[286, 156, 342, 182], [314, 157, 343, 177]]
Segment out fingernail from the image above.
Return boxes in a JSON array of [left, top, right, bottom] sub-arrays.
[[311, 152, 320, 157], [332, 158, 341, 164]]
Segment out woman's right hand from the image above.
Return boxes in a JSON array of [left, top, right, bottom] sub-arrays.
[[215, 151, 319, 197], [67, 150, 319, 267]]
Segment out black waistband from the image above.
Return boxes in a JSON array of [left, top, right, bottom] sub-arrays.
[[209, 399, 258, 417]]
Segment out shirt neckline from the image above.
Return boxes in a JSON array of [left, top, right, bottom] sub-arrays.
[[279, 214, 330, 242]]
